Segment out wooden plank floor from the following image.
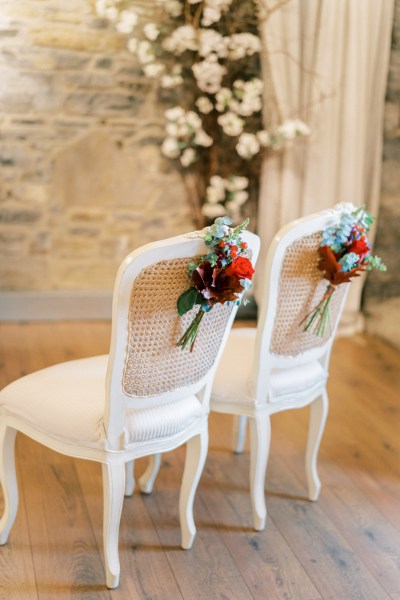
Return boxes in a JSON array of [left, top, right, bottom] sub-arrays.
[[0, 321, 399, 600]]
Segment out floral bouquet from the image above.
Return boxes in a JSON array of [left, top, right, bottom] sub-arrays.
[[177, 216, 254, 351], [300, 206, 386, 337]]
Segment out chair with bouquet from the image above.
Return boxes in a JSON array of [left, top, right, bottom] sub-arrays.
[[0, 218, 260, 588], [209, 203, 386, 530]]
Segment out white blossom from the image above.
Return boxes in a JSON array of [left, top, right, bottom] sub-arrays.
[[188, 0, 202, 3], [236, 132, 260, 159], [161, 73, 183, 88], [165, 106, 186, 122], [202, 6, 222, 27], [96, 0, 119, 21], [206, 184, 225, 204], [231, 190, 248, 205], [277, 118, 311, 140], [137, 41, 155, 64], [215, 87, 233, 112], [163, 25, 198, 55], [194, 130, 213, 147], [185, 111, 203, 130], [143, 62, 164, 78], [161, 137, 180, 159], [192, 55, 227, 94], [199, 29, 228, 58], [228, 33, 261, 60], [127, 38, 138, 54], [257, 130, 270, 147], [202, 202, 227, 218], [163, 0, 183, 17], [196, 96, 214, 114], [143, 23, 160, 41], [218, 112, 244, 136], [225, 176, 249, 191], [180, 148, 197, 167], [115, 9, 138, 34], [166, 122, 179, 136], [210, 175, 226, 189]]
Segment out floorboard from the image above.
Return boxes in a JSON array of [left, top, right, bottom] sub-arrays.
[[0, 322, 399, 599]]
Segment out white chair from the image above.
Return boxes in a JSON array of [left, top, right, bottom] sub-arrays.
[[210, 205, 352, 531], [0, 229, 260, 588]]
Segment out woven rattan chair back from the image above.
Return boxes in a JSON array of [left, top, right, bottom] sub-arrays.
[[123, 257, 234, 397], [269, 232, 347, 357]]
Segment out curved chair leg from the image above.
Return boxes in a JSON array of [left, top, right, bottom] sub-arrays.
[[102, 461, 125, 589], [0, 425, 18, 545], [306, 391, 329, 501], [179, 426, 208, 550], [139, 454, 161, 494], [124, 461, 135, 497], [249, 414, 271, 531], [232, 415, 248, 454]]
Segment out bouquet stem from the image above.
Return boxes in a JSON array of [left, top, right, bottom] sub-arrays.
[[177, 308, 205, 353], [300, 284, 335, 337]]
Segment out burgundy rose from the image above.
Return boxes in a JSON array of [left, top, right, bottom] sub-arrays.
[[192, 261, 244, 305]]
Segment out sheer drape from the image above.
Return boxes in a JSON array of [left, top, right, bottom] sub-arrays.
[[257, 0, 394, 332]]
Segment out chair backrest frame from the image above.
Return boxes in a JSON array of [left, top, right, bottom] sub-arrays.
[[251, 204, 354, 404], [105, 229, 260, 449]]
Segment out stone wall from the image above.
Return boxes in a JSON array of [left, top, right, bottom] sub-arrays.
[[364, 0, 400, 349], [0, 0, 193, 292]]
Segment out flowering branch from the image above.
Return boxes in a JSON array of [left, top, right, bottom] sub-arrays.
[[96, 0, 310, 225]]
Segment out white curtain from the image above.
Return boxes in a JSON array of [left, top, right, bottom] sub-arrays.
[[257, 0, 394, 333]]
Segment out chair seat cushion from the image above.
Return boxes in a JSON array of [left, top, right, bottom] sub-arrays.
[[211, 328, 326, 407], [0, 355, 204, 450]]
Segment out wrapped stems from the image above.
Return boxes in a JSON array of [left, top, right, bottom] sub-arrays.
[[300, 284, 336, 337], [177, 308, 205, 352]]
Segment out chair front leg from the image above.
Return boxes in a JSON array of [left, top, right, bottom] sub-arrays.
[[179, 425, 208, 550], [139, 454, 161, 494], [0, 425, 18, 545], [102, 461, 125, 589], [306, 391, 329, 501], [249, 414, 271, 531]]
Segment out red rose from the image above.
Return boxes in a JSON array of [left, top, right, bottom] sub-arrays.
[[224, 256, 255, 281], [347, 237, 370, 261]]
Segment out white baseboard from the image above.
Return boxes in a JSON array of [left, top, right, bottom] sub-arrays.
[[0, 291, 113, 321]]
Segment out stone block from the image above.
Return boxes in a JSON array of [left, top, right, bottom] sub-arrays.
[[0, 258, 49, 291], [381, 158, 400, 194], [0, 230, 28, 256], [383, 101, 400, 132], [0, 207, 42, 224], [30, 26, 124, 53], [364, 297, 400, 350]]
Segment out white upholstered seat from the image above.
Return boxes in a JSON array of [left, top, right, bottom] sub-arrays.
[[0, 229, 260, 589], [0, 355, 204, 449], [211, 328, 326, 407]]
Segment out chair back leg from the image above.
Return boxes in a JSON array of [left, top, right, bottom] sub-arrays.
[[233, 415, 248, 454], [139, 454, 161, 494], [249, 414, 271, 531], [179, 424, 208, 550], [102, 461, 125, 589], [306, 390, 329, 501], [0, 425, 18, 545], [124, 461, 135, 497]]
